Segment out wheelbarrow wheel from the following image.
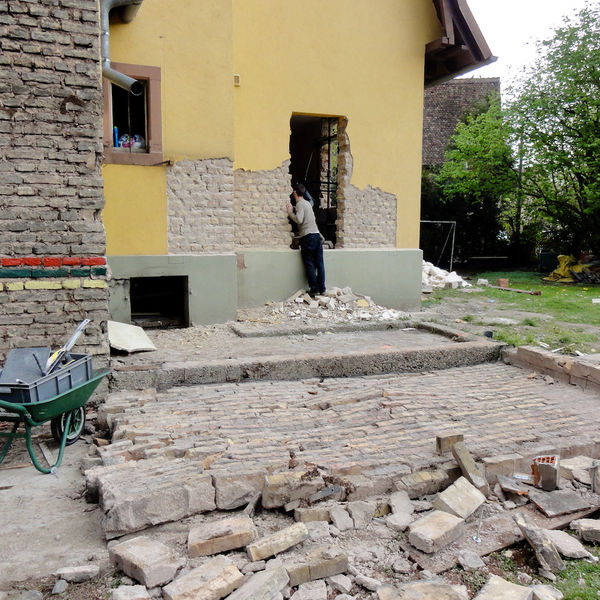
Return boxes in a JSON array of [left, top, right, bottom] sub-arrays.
[[51, 406, 86, 446]]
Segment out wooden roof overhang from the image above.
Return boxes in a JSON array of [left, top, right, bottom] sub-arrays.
[[426, 0, 495, 87]]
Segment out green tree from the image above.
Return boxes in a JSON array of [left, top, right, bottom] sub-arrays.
[[510, 2, 600, 255], [434, 96, 522, 260]]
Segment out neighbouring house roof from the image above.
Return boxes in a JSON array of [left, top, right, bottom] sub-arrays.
[[426, 0, 495, 87], [422, 77, 500, 166]]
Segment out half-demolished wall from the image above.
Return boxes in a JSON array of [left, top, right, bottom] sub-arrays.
[[0, 0, 109, 360]]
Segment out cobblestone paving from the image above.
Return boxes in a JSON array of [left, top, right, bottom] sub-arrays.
[[104, 362, 600, 478]]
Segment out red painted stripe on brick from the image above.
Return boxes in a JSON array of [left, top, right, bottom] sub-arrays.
[[81, 257, 107, 266], [62, 257, 81, 266], [2, 258, 22, 266], [43, 257, 61, 267], [23, 258, 41, 266]]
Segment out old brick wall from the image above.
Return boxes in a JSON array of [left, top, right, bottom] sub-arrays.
[[167, 158, 235, 254], [422, 77, 501, 166], [336, 120, 397, 248], [0, 0, 109, 361], [234, 161, 292, 248]]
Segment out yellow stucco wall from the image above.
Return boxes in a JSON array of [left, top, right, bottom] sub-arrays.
[[102, 0, 234, 255], [103, 0, 442, 254], [233, 0, 440, 248], [103, 165, 168, 255]]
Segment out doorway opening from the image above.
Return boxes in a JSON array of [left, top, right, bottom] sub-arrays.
[[130, 276, 189, 328], [289, 115, 340, 246]]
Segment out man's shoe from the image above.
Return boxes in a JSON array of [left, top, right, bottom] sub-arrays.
[[308, 290, 317, 298]]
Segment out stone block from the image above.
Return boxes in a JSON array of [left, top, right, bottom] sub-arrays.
[[292, 580, 327, 600], [356, 574, 381, 591], [436, 433, 464, 455], [294, 507, 330, 523], [55, 565, 100, 583], [389, 490, 414, 516], [474, 575, 532, 600], [531, 584, 564, 600], [284, 546, 348, 587], [347, 500, 375, 529], [262, 471, 324, 509], [385, 512, 413, 532], [329, 505, 354, 531], [571, 518, 600, 543], [247, 522, 309, 561], [544, 529, 595, 560], [109, 536, 184, 588], [327, 574, 353, 594], [482, 454, 523, 485], [408, 510, 464, 553], [433, 476, 486, 519], [211, 470, 266, 510], [395, 469, 452, 498], [98, 460, 216, 539], [452, 442, 490, 496], [560, 456, 595, 480], [457, 550, 485, 571], [162, 556, 243, 600], [188, 516, 257, 557], [513, 512, 564, 573], [226, 566, 289, 600], [110, 586, 151, 600]]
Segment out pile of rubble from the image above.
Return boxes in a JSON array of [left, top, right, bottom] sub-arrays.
[[265, 287, 407, 323], [422, 261, 472, 292], [54, 400, 600, 600]]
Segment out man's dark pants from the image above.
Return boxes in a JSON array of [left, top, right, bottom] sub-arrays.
[[299, 232, 325, 294]]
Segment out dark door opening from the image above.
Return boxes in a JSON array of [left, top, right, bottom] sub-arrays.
[[289, 115, 339, 246], [130, 276, 189, 329]]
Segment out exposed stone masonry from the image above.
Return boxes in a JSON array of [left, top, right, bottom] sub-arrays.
[[0, 0, 109, 360], [336, 120, 397, 248], [167, 158, 234, 254], [234, 160, 292, 248]]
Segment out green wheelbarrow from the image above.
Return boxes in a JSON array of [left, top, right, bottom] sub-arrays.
[[0, 321, 109, 474], [0, 371, 108, 473]]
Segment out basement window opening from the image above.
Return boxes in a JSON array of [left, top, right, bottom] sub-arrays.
[[289, 115, 339, 246], [130, 276, 189, 329]]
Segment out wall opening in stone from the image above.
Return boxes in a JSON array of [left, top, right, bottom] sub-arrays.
[[289, 115, 340, 246], [130, 276, 189, 328]]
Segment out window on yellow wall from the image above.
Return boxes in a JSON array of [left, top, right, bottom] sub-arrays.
[[102, 63, 163, 166]]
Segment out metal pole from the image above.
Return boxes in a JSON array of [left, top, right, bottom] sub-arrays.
[[449, 222, 456, 272]]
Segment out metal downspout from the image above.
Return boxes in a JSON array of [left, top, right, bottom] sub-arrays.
[[100, 0, 144, 95]]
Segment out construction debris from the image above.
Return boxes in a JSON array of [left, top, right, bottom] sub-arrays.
[[266, 286, 408, 323], [422, 261, 472, 291], [452, 442, 490, 497], [475, 574, 532, 600], [513, 512, 564, 573]]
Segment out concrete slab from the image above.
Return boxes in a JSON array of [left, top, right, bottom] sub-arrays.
[[529, 490, 592, 518], [107, 320, 156, 353]]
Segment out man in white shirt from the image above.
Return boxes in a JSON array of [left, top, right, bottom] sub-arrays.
[[286, 184, 326, 297]]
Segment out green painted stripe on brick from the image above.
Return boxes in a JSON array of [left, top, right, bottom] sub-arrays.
[[0, 268, 32, 278], [91, 266, 107, 276], [70, 267, 90, 276], [31, 268, 69, 278]]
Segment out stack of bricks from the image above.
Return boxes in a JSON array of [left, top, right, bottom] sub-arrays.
[[0, 0, 109, 362], [233, 161, 292, 248], [167, 158, 235, 254]]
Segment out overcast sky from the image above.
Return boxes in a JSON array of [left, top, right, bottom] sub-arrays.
[[462, 0, 589, 88]]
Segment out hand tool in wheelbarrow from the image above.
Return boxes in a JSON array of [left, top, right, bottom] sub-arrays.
[[44, 319, 90, 375]]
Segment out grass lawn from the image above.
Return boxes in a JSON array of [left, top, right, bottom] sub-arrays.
[[423, 271, 600, 355]]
